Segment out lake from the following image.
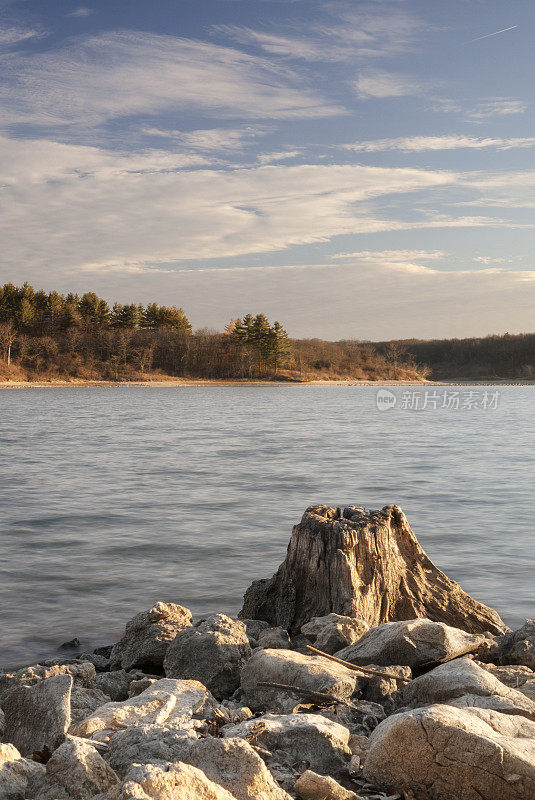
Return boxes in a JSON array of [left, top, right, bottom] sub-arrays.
[[0, 385, 533, 668]]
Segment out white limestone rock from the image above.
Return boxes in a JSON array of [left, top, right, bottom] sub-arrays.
[[164, 614, 252, 699], [110, 601, 193, 672], [400, 657, 535, 720], [336, 618, 493, 669], [301, 614, 369, 655], [0, 742, 45, 800], [3, 674, 72, 756], [240, 648, 358, 713], [222, 713, 351, 773], [363, 704, 535, 800], [70, 678, 219, 740]]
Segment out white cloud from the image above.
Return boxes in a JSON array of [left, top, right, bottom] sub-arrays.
[[432, 98, 527, 120], [333, 249, 444, 261], [257, 149, 301, 164], [0, 31, 342, 131], [354, 70, 420, 99], [0, 136, 457, 276], [216, 5, 429, 62], [0, 23, 44, 45], [66, 7, 93, 18], [343, 135, 535, 152], [141, 127, 262, 152]]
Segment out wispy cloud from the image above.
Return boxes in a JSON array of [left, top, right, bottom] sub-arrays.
[[256, 149, 301, 164], [353, 70, 420, 99], [333, 249, 444, 262], [141, 127, 262, 152], [0, 22, 45, 46], [343, 135, 535, 152], [0, 31, 342, 134], [66, 7, 94, 18], [0, 138, 457, 276], [432, 97, 526, 120], [215, 4, 430, 62]]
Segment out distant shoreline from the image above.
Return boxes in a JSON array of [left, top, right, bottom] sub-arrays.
[[1, 378, 534, 388]]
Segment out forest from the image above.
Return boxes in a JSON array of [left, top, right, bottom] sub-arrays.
[[0, 282, 532, 382]]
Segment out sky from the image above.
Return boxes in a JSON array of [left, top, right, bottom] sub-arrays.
[[1, 0, 534, 339]]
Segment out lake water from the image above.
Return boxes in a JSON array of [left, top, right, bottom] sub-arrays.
[[0, 385, 533, 668]]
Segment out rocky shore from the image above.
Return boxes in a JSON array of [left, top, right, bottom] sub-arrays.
[[1, 505, 534, 800]]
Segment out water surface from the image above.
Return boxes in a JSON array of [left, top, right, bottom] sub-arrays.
[[0, 385, 533, 667]]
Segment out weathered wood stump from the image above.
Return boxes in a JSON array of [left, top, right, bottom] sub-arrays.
[[239, 505, 507, 636]]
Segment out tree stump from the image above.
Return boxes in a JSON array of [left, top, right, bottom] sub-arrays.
[[239, 505, 507, 636]]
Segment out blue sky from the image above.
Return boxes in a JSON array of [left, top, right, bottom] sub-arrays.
[[1, 0, 534, 338]]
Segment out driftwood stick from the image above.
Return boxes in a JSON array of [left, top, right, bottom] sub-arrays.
[[306, 644, 412, 683], [256, 681, 356, 708], [416, 643, 483, 671]]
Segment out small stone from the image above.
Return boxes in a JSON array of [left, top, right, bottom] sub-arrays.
[[257, 628, 292, 650], [27, 738, 118, 800], [115, 761, 238, 800], [302, 614, 369, 655], [70, 686, 111, 726], [0, 742, 45, 800], [3, 674, 72, 756], [295, 770, 364, 800], [241, 619, 270, 645]]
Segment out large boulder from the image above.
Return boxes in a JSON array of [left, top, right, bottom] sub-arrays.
[[239, 505, 507, 635], [107, 723, 197, 777], [0, 661, 96, 704], [3, 674, 72, 756], [110, 601, 192, 672], [495, 619, 535, 670], [363, 704, 535, 800], [0, 743, 45, 800], [335, 618, 492, 669], [164, 614, 252, 699], [183, 737, 292, 800], [113, 761, 238, 800], [26, 738, 118, 800], [70, 678, 219, 739], [240, 648, 358, 713], [301, 614, 369, 655], [222, 713, 351, 773], [401, 657, 535, 720]]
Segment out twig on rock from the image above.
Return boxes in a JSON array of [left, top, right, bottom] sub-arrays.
[[305, 645, 412, 683]]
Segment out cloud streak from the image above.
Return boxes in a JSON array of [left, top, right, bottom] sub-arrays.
[[343, 135, 535, 152]]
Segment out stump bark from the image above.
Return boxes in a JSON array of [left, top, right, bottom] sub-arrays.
[[239, 505, 507, 636]]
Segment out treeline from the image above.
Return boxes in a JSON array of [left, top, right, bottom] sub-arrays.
[[376, 334, 535, 380], [0, 281, 428, 382], [11, 281, 532, 382]]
